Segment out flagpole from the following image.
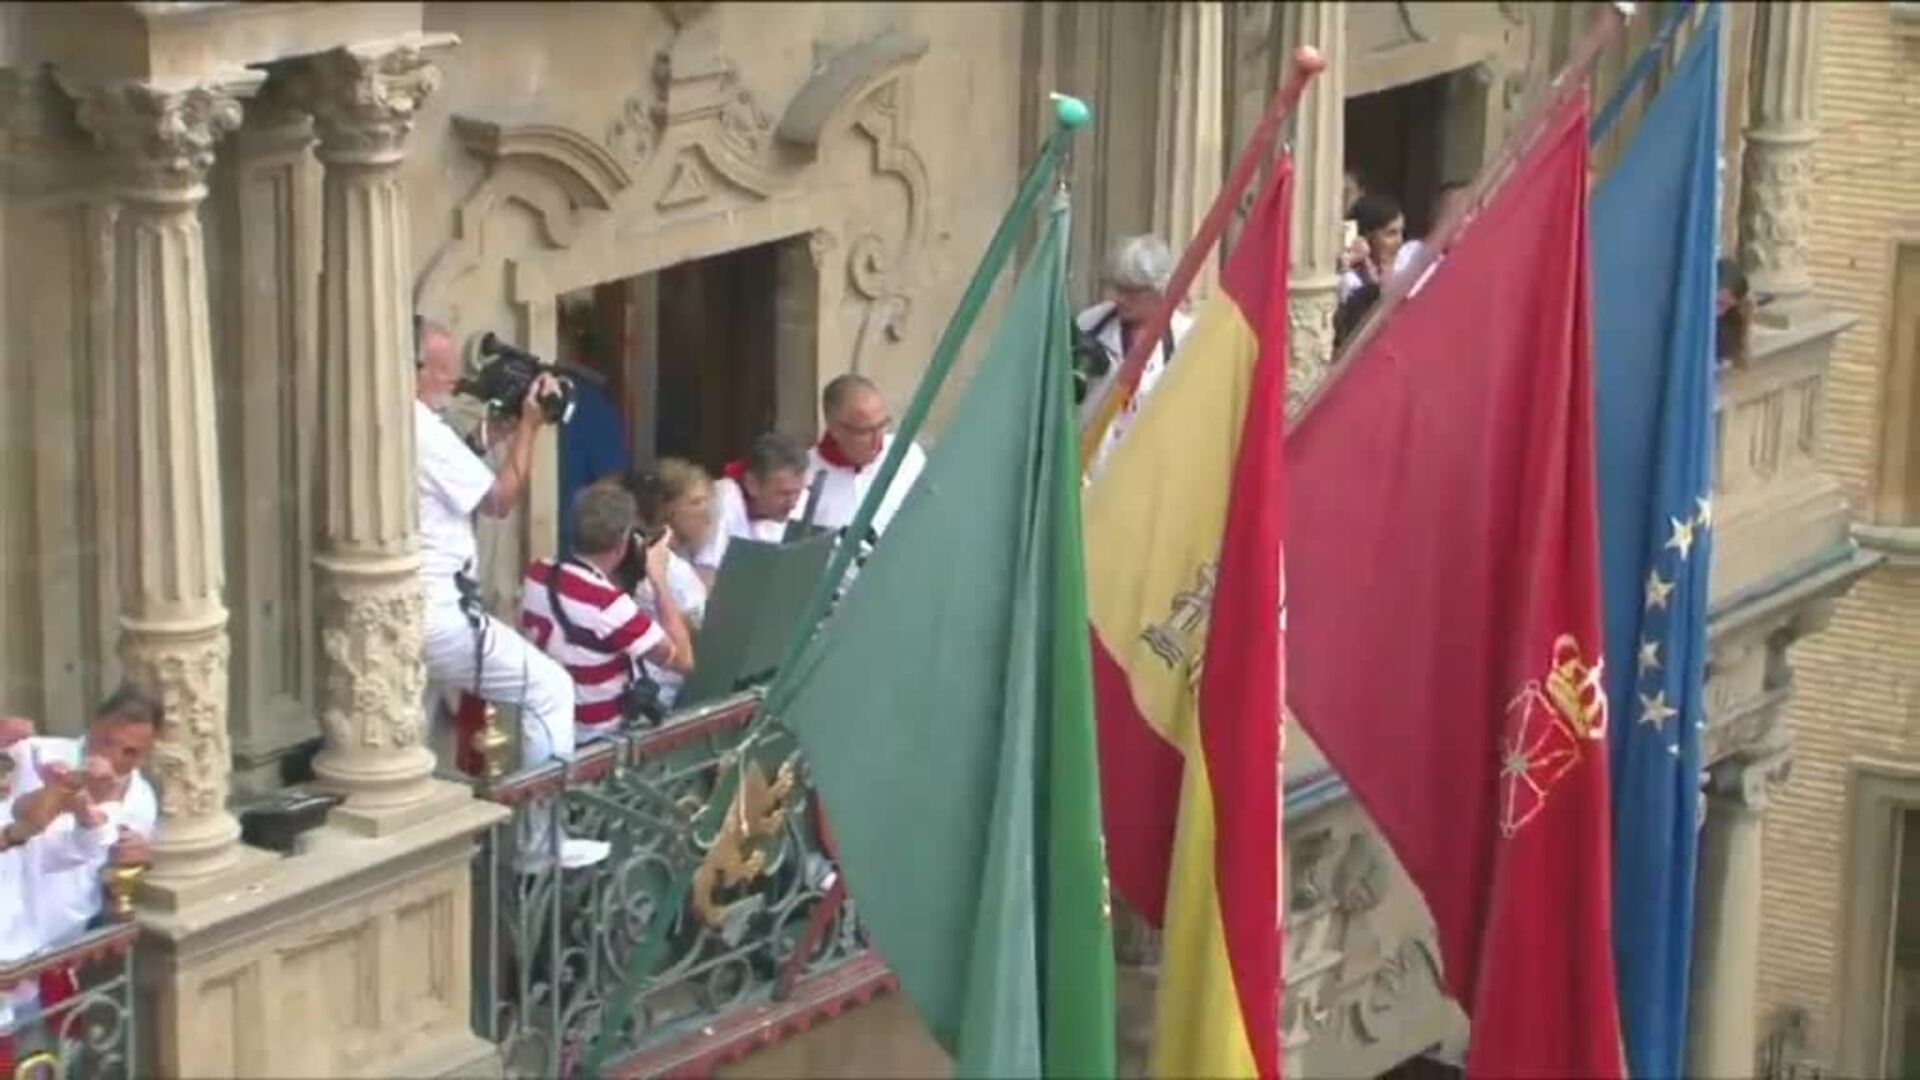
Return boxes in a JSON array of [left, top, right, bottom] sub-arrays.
[[1077, 46, 1326, 474], [578, 94, 1093, 1078], [1292, 2, 1634, 432]]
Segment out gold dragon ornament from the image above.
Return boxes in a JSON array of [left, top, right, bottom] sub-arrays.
[[684, 754, 799, 929]]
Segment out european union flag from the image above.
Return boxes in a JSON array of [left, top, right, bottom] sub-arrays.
[[1591, 5, 1721, 1077]]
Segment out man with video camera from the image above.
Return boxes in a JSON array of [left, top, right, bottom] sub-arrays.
[[413, 318, 599, 867]]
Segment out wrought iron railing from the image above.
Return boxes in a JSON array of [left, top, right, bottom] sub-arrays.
[[0, 920, 139, 1079], [469, 692, 893, 1078]]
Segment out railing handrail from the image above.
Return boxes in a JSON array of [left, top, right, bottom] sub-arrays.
[[473, 689, 766, 804], [0, 922, 138, 992]]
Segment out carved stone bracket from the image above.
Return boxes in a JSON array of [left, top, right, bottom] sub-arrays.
[[1706, 745, 1793, 814], [1287, 290, 1337, 418], [68, 72, 261, 200], [278, 33, 458, 165]]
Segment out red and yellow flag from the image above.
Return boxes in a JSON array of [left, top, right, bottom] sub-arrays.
[[1084, 160, 1290, 1078]]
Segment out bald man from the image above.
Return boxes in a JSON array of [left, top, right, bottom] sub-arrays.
[[804, 374, 927, 539]]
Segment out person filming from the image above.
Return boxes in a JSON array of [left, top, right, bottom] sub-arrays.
[[413, 318, 595, 866]]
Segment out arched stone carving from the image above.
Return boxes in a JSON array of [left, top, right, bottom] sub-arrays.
[[776, 29, 931, 158], [452, 115, 634, 210]]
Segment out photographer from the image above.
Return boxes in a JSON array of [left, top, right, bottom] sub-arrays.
[[520, 482, 693, 742], [414, 319, 589, 863]]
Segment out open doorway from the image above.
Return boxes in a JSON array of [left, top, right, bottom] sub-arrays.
[[1344, 66, 1494, 239], [555, 233, 819, 483]]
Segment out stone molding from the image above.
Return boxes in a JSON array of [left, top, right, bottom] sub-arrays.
[[277, 33, 456, 166], [67, 71, 260, 200], [1706, 745, 1793, 814], [1737, 2, 1820, 306]]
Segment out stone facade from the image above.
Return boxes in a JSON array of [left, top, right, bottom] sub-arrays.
[[1756, 3, 1920, 1076], [0, 2, 1884, 1076]]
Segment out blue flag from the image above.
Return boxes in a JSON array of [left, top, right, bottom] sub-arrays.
[[1591, 7, 1721, 1077]]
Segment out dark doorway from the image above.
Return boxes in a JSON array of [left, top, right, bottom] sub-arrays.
[[1344, 66, 1493, 241], [555, 234, 818, 480]]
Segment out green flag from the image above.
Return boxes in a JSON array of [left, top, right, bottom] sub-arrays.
[[780, 195, 1115, 1078]]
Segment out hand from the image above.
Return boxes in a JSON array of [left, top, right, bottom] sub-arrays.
[[70, 789, 106, 830], [109, 829, 150, 866], [644, 531, 673, 583], [80, 754, 119, 801], [0, 716, 32, 748], [521, 374, 560, 428], [1339, 236, 1369, 273], [37, 760, 84, 794]]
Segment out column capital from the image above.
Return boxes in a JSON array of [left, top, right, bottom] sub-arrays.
[[66, 72, 263, 201], [1705, 746, 1793, 814], [279, 33, 458, 165]]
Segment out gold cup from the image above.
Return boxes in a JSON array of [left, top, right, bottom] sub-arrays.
[[475, 703, 512, 781], [102, 860, 148, 920]]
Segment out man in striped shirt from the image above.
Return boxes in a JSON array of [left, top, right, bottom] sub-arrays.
[[522, 482, 694, 744]]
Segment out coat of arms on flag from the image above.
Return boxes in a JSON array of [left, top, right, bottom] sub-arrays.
[[1502, 635, 1609, 837]]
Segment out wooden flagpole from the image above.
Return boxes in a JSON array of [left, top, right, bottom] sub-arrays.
[[1077, 45, 1326, 474], [1292, 2, 1635, 432]]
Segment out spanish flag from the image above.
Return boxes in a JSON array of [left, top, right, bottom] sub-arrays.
[[1085, 160, 1289, 1078]]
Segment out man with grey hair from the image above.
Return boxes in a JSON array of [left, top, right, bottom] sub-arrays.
[[803, 373, 927, 539], [413, 316, 592, 866], [521, 482, 692, 746], [1075, 234, 1195, 477]]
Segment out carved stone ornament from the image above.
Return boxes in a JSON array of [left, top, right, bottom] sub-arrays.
[[72, 74, 259, 198], [1287, 290, 1336, 417], [283, 34, 457, 164], [122, 629, 232, 820], [318, 573, 428, 753], [1737, 132, 1815, 295]]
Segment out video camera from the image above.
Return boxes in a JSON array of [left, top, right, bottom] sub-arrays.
[[1069, 323, 1114, 405], [456, 332, 608, 426]]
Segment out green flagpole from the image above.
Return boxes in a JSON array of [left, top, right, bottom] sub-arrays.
[[579, 93, 1092, 1077]]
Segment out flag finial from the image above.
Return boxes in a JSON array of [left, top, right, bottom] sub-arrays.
[[1050, 93, 1092, 130]]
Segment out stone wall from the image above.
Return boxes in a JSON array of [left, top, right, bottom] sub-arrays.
[[1757, 0, 1920, 1070]]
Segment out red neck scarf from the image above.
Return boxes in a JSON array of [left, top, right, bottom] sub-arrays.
[[816, 434, 866, 473], [724, 461, 782, 522]]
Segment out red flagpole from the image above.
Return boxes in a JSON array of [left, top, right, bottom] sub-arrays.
[[1078, 45, 1326, 473], [1294, 2, 1634, 429]]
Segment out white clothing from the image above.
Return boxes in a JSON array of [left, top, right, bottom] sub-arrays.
[[424, 603, 576, 766], [799, 434, 928, 537], [1076, 301, 1195, 479], [1337, 240, 1427, 303], [691, 476, 791, 574], [416, 396, 577, 769], [7, 738, 156, 950], [415, 399, 496, 603], [636, 552, 707, 710]]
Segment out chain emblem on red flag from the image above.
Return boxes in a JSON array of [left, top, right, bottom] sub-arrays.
[[1500, 636, 1609, 837]]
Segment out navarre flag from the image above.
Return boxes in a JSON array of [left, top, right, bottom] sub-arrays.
[[1085, 161, 1289, 1078], [780, 195, 1115, 1077], [1592, 7, 1722, 1076], [1287, 91, 1625, 1078]]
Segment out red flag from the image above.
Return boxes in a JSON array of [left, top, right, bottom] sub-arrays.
[[1287, 91, 1623, 1077]]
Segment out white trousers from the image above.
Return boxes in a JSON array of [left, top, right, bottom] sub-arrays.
[[422, 597, 576, 765]]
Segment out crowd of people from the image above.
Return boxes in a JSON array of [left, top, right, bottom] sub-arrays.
[[413, 231, 1189, 869]]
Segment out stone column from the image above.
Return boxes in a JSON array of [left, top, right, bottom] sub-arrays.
[[1281, 0, 1345, 413], [1688, 748, 1790, 1078], [70, 72, 264, 891], [280, 35, 457, 833], [1736, 1, 1819, 317], [1152, 1, 1226, 299]]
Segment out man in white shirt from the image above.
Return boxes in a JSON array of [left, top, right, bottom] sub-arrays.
[[803, 374, 927, 537], [1076, 235, 1195, 479], [0, 697, 152, 1051], [691, 433, 811, 577], [522, 483, 692, 741], [414, 319, 592, 865]]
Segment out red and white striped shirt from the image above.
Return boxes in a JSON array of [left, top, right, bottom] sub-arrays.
[[520, 559, 667, 739]]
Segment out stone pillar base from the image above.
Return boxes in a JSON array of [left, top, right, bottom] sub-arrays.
[[142, 845, 281, 915], [325, 776, 486, 839], [136, 795, 506, 1078]]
